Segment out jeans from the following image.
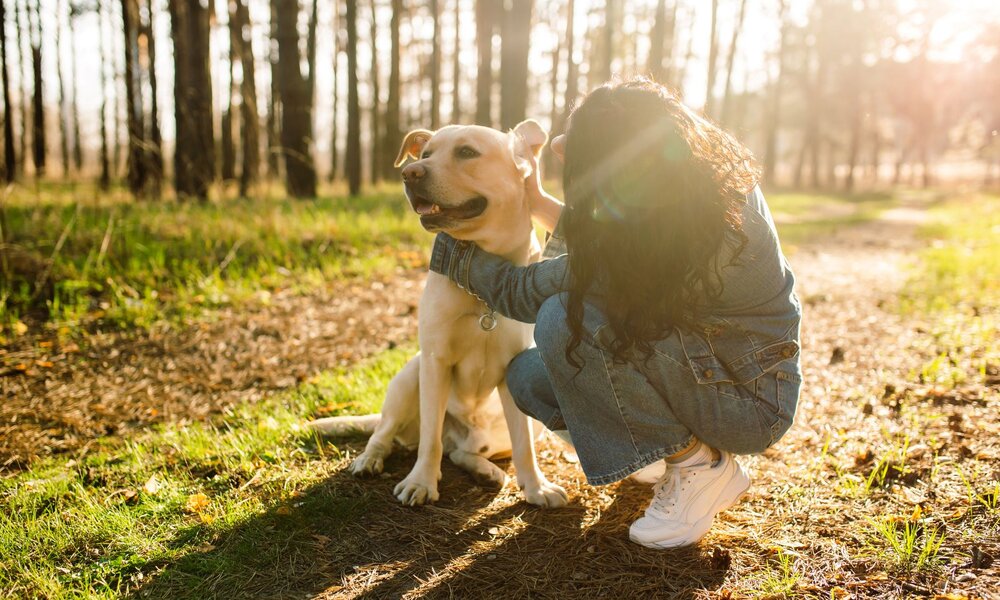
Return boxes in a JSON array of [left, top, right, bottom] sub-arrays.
[[506, 294, 801, 486]]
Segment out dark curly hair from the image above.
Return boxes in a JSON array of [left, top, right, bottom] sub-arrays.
[[561, 77, 759, 367]]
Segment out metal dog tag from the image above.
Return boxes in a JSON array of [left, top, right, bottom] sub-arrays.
[[479, 312, 498, 331]]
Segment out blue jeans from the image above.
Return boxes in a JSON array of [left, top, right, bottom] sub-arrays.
[[507, 294, 800, 485]]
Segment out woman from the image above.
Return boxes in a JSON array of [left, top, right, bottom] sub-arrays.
[[430, 78, 802, 549]]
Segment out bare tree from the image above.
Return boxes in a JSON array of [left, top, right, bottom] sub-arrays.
[[430, 0, 441, 129], [98, 0, 111, 188], [369, 0, 382, 184], [474, 0, 495, 126], [55, 0, 69, 176], [231, 0, 259, 196], [14, 0, 28, 174], [329, 0, 341, 182], [27, 0, 44, 176], [346, 0, 361, 195], [273, 0, 317, 197], [762, 0, 788, 186], [68, 2, 82, 171], [1, 0, 15, 181], [704, 0, 720, 119], [121, 0, 150, 196], [719, 0, 749, 128], [499, 0, 531, 130], [451, 0, 461, 122], [562, 0, 577, 122], [143, 0, 163, 194], [598, 0, 616, 83], [170, 0, 215, 200], [382, 0, 401, 179], [221, 7, 237, 183], [266, 0, 280, 177]]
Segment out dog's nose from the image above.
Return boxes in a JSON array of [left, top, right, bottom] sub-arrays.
[[401, 163, 426, 183]]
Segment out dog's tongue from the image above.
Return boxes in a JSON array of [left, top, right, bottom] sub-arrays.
[[414, 201, 437, 215]]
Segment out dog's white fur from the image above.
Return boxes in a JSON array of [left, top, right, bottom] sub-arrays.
[[309, 120, 568, 508]]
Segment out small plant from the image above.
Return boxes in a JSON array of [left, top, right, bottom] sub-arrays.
[[867, 517, 946, 573], [957, 466, 1000, 512], [756, 549, 801, 598]]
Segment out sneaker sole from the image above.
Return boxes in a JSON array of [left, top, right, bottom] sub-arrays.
[[630, 465, 751, 549]]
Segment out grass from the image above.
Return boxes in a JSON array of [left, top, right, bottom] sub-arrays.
[[1, 182, 894, 339], [0, 181, 426, 334], [0, 345, 413, 599]]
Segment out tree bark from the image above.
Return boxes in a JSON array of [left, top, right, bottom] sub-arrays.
[[382, 0, 401, 179], [68, 3, 82, 171], [430, 0, 441, 129], [122, 0, 150, 197], [474, 0, 494, 126], [704, 0, 719, 119], [762, 0, 787, 186], [231, 0, 259, 196], [451, 0, 461, 123], [562, 0, 577, 122], [55, 0, 69, 176], [719, 0, 748, 128], [346, 0, 361, 195], [14, 0, 28, 174], [169, 0, 215, 200], [1, 0, 16, 181], [499, 0, 531, 130], [273, 0, 317, 198], [98, 0, 111, 189], [648, 0, 666, 82], [266, 0, 280, 177], [369, 0, 381, 184], [141, 0, 162, 194], [221, 8, 237, 183], [27, 0, 44, 176], [599, 0, 616, 83], [330, 0, 340, 182]]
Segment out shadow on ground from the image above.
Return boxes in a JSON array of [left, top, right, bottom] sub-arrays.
[[128, 443, 729, 599]]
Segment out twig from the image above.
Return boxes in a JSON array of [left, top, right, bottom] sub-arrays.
[[199, 239, 245, 288], [97, 211, 115, 266]]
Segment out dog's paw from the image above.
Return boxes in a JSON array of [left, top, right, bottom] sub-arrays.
[[349, 452, 384, 476], [393, 474, 440, 506], [471, 462, 508, 489], [522, 477, 569, 508]]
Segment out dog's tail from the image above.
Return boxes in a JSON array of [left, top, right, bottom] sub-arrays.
[[307, 413, 381, 436]]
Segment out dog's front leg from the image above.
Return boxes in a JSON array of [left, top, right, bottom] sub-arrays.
[[498, 382, 569, 507], [394, 352, 450, 506]]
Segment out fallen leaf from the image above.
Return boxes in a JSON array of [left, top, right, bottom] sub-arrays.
[[276, 506, 291, 515], [38, 341, 53, 348], [143, 475, 163, 495], [12, 321, 28, 336], [35, 360, 54, 368], [185, 493, 210, 513], [830, 587, 850, 599]]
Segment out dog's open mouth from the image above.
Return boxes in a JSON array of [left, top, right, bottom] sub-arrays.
[[409, 195, 488, 224]]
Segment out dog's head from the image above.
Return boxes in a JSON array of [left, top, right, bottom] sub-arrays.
[[394, 120, 547, 239]]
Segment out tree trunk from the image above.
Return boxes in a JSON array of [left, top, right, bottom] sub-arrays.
[[330, 0, 340, 182], [648, 0, 666, 82], [28, 0, 44, 176], [430, 0, 441, 129], [544, 17, 560, 178], [704, 0, 719, 119], [369, 0, 381, 184], [232, 0, 259, 196], [499, 0, 531, 130], [762, 0, 787, 186], [346, 0, 361, 195], [273, 0, 317, 198], [121, 0, 149, 197], [55, 0, 69, 176], [1, 0, 16, 181], [143, 0, 162, 196], [68, 4, 82, 171], [451, 0, 461, 123], [266, 0, 280, 177], [98, 0, 111, 189], [474, 0, 494, 126], [221, 10, 237, 183], [719, 0, 748, 128], [14, 0, 28, 174], [382, 0, 401, 179], [562, 0, 576, 122], [169, 0, 215, 200], [599, 0, 616, 82]]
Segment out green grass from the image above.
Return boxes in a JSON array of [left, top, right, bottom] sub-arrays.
[[898, 193, 999, 389], [0, 182, 426, 333], [768, 190, 897, 247], [0, 345, 412, 599]]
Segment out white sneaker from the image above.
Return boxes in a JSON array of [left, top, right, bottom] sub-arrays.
[[629, 459, 667, 484], [628, 450, 750, 549]]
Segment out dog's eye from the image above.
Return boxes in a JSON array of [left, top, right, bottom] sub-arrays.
[[421, 150, 432, 159], [455, 146, 480, 160]]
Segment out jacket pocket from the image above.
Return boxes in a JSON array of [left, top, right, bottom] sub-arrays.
[[680, 329, 799, 386]]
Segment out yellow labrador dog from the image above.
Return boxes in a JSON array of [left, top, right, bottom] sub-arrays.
[[310, 120, 568, 508]]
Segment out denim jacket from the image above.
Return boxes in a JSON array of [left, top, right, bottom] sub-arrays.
[[429, 186, 802, 386]]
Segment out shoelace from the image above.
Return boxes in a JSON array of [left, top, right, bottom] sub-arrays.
[[648, 466, 700, 517]]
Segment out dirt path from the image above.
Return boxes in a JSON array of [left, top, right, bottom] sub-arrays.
[[1, 271, 425, 470]]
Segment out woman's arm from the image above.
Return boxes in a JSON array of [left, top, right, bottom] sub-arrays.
[[429, 233, 569, 323], [530, 192, 564, 234]]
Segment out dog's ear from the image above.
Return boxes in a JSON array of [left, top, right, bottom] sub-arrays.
[[394, 129, 434, 167], [509, 119, 549, 178]]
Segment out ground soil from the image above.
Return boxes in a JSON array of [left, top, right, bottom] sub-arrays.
[[5, 204, 999, 598]]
